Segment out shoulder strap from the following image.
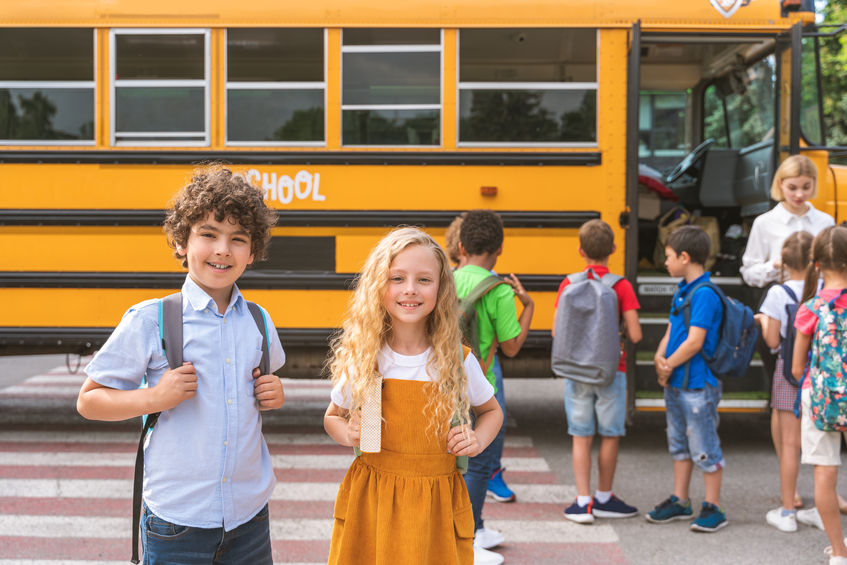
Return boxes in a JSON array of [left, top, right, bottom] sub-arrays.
[[599, 273, 625, 289], [780, 284, 798, 303], [464, 275, 506, 305], [678, 281, 723, 390], [246, 301, 271, 376]]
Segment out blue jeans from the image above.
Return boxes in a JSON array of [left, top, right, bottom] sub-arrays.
[[465, 355, 506, 532], [141, 503, 273, 565], [665, 383, 725, 473], [564, 371, 627, 437]]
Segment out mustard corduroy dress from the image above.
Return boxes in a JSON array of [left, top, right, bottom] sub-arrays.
[[328, 379, 474, 565]]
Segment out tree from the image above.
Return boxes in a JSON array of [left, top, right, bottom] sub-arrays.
[[818, 0, 847, 149]]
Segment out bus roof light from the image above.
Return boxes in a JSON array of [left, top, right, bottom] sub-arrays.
[[480, 186, 498, 197]]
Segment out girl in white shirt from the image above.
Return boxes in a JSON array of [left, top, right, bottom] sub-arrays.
[[741, 155, 834, 288], [323, 227, 502, 565]]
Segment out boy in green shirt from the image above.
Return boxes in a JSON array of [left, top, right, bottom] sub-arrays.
[[454, 209, 534, 565]]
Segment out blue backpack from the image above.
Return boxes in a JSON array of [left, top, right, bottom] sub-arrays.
[[778, 284, 802, 387], [678, 281, 758, 388]]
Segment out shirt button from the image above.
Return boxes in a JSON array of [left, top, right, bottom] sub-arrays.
[[223, 318, 227, 324], [226, 358, 231, 364], [227, 399, 232, 405], [222, 477, 227, 483], [223, 441, 228, 446]]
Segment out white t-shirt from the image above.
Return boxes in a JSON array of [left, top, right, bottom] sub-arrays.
[[758, 279, 805, 346], [740, 202, 834, 288], [330, 345, 495, 409]]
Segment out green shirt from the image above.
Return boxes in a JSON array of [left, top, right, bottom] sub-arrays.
[[454, 265, 522, 387]]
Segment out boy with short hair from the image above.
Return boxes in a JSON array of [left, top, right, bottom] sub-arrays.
[[454, 209, 534, 565], [648, 224, 727, 532], [77, 166, 286, 563], [554, 219, 642, 523]]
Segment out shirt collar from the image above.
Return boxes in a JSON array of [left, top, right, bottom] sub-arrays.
[[772, 201, 818, 224], [181, 275, 244, 315], [677, 271, 711, 295]]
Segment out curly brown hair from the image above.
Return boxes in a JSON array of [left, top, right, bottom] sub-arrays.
[[163, 165, 278, 268]]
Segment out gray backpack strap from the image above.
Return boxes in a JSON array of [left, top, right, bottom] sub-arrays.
[[246, 301, 271, 376], [599, 273, 624, 289], [160, 292, 184, 369]]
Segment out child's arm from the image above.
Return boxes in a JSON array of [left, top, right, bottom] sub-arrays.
[[754, 313, 781, 350], [252, 368, 285, 410], [653, 325, 672, 386], [446, 396, 502, 457], [76, 362, 198, 421], [664, 327, 707, 373], [792, 331, 812, 382], [324, 402, 360, 447], [500, 273, 534, 357], [622, 310, 642, 344]]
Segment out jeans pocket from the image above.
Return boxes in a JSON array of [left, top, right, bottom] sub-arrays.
[[145, 512, 191, 540]]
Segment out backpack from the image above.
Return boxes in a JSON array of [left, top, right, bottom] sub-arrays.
[[551, 269, 623, 387], [807, 289, 847, 432], [458, 275, 507, 374], [778, 284, 802, 387], [130, 292, 270, 564], [677, 281, 758, 388]]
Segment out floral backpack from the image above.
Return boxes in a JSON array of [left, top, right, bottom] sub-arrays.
[[808, 289, 847, 432]]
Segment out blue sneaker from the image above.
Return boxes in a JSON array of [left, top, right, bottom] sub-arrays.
[[563, 499, 594, 524], [486, 467, 516, 502], [593, 494, 638, 518], [645, 495, 694, 523], [690, 502, 728, 532]]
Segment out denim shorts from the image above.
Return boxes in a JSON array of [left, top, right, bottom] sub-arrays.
[[665, 383, 725, 473], [564, 371, 626, 437]]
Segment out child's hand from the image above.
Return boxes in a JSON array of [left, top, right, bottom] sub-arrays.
[[754, 312, 766, 327], [154, 361, 197, 410], [252, 368, 285, 410], [504, 274, 533, 307], [446, 424, 482, 457], [346, 409, 361, 447], [654, 356, 671, 387]]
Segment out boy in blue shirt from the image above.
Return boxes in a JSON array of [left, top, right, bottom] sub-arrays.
[[647, 225, 727, 532], [77, 166, 286, 563]]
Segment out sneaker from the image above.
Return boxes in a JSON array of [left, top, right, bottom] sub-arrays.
[[765, 507, 797, 532], [830, 557, 847, 565], [487, 467, 516, 502], [825, 539, 847, 557], [473, 545, 504, 565], [592, 494, 638, 518], [563, 499, 595, 524], [797, 507, 825, 531], [474, 526, 504, 550], [690, 502, 728, 532], [645, 495, 693, 523]]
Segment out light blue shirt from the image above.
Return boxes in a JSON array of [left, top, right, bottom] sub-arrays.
[[85, 275, 285, 531]]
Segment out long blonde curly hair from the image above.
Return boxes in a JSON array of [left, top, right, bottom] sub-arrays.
[[328, 226, 470, 434]]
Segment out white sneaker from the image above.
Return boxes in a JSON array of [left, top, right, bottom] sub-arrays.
[[829, 556, 847, 565], [797, 507, 825, 530], [823, 537, 847, 556], [766, 507, 797, 532], [473, 545, 504, 565], [474, 526, 505, 549]]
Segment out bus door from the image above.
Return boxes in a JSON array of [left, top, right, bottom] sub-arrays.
[[628, 28, 789, 413]]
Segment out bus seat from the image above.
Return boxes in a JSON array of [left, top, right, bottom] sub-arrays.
[[698, 148, 739, 207]]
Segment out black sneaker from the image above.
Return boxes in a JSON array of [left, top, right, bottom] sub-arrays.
[[593, 494, 638, 518], [563, 499, 594, 524]]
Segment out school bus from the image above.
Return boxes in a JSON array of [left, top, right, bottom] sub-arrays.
[[1, 0, 845, 412]]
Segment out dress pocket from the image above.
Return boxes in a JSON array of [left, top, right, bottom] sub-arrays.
[[332, 481, 351, 522], [452, 505, 475, 540]]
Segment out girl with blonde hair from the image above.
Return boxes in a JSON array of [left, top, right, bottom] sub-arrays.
[[324, 226, 502, 565]]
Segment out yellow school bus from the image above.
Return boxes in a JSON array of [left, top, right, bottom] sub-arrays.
[[1, 0, 845, 411]]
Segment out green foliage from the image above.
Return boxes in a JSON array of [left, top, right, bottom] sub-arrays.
[[819, 0, 847, 146]]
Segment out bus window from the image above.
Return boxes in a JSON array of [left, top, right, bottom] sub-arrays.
[[703, 55, 776, 149], [800, 35, 824, 146], [0, 28, 94, 143], [112, 30, 209, 145], [226, 28, 325, 145], [638, 91, 687, 164], [458, 28, 596, 145], [341, 28, 441, 146]]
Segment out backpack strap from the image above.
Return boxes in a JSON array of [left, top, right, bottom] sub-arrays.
[[132, 292, 181, 564], [461, 275, 507, 368], [677, 281, 723, 390], [780, 283, 798, 304], [131, 294, 270, 564]]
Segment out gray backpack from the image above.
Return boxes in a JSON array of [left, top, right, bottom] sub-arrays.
[[551, 269, 623, 386]]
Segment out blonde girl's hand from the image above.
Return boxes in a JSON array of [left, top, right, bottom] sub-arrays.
[[447, 424, 481, 457], [347, 409, 361, 448]]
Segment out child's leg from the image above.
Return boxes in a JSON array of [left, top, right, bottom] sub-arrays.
[[815, 465, 847, 558], [778, 409, 802, 511], [572, 435, 593, 496], [673, 459, 694, 501], [703, 468, 722, 507], [771, 408, 782, 462], [597, 437, 619, 492], [594, 371, 627, 493], [489, 355, 507, 470], [682, 383, 725, 504]]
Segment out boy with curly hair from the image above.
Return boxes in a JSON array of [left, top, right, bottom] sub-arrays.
[[77, 165, 285, 564]]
